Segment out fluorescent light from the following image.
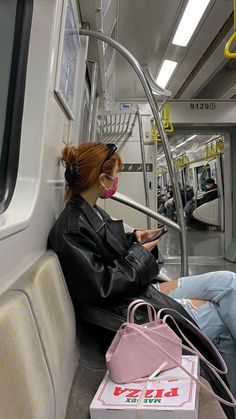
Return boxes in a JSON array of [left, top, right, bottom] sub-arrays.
[[157, 154, 165, 161], [172, 0, 211, 47], [175, 135, 197, 149], [186, 134, 197, 142], [175, 141, 185, 149], [156, 60, 177, 88]]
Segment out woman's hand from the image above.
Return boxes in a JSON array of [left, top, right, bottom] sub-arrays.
[[142, 238, 161, 251], [135, 228, 163, 251]]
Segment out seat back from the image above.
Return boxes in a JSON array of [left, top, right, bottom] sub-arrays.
[[0, 290, 55, 418], [193, 198, 220, 226], [10, 251, 78, 419]]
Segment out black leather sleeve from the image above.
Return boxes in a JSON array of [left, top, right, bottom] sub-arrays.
[[125, 231, 137, 246], [61, 231, 159, 304]]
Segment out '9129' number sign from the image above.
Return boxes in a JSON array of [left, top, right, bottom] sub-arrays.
[[190, 103, 216, 110]]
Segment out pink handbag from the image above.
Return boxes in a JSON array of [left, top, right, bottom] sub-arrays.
[[105, 299, 182, 384], [106, 300, 236, 407]]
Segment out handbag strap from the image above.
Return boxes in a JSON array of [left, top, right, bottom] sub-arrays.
[[128, 301, 157, 323], [122, 322, 225, 374], [157, 307, 227, 373], [126, 299, 148, 322], [122, 322, 236, 406]]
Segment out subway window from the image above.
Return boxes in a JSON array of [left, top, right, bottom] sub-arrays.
[[0, 0, 33, 213]]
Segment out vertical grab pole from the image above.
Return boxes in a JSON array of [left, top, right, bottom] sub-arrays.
[[79, 28, 188, 275], [137, 110, 151, 229], [90, 96, 100, 142], [87, 61, 98, 141]]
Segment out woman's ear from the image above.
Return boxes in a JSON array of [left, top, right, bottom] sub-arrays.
[[98, 174, 106, 189]]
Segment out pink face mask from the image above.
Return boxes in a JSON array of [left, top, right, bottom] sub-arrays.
[[100, 176, 118, 199]]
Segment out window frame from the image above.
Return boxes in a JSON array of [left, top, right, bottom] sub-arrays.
[[0, 0, 33, 213]]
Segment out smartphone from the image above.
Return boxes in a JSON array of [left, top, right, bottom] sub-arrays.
[[142, 226, 168, 244]]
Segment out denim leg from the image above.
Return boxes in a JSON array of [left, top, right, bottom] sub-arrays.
[[168, 272, 236, 400], [172, 298, 236, 399], [169, 271, 236, 342]]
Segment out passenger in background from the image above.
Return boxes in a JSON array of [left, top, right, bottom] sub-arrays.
[[157, 185, 173, 216], [164, 189, 175, 220], [184, 177, 218, 225], [48, 143, 236, 405], [164, 184, 194, 221]]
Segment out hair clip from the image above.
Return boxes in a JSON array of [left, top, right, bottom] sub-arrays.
[[65, 161, 80, 186]]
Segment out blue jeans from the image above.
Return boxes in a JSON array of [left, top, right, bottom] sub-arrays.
[[168, 271, 236, 399]]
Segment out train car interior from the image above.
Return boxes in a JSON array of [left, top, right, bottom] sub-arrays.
[[1, 0, 236, 418]]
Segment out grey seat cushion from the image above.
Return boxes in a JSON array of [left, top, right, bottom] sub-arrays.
[[11, 251, 78, 419], [0, 291, 55, 419]]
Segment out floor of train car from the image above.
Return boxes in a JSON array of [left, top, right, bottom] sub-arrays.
[[159, 224, 236, 277], [66, 224, 236, 419]]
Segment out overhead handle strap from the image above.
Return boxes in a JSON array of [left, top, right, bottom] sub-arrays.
[[224, 0, 236, 58]]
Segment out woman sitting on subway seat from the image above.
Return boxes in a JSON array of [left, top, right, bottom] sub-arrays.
[[48, 142, 236, 417]]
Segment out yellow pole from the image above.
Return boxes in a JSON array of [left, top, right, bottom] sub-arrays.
[[234, 0, 236, 30]]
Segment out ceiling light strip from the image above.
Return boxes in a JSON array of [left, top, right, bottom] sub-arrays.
[[156, 60, 178, 89], [172, 0, 211, 47]]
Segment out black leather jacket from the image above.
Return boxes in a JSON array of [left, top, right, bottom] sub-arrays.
[[48, 195, 158, 298], [47, 194, 210, 332]]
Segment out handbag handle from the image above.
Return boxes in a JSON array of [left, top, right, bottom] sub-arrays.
[[128, 301, 157, 323], [157, 307, 227, 374], [126, 299, 156, 323], [122, 322, 236, 407], [127, 300, 146, 320]]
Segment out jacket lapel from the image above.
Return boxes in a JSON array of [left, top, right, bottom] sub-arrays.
[[70, 196, 129, 257]]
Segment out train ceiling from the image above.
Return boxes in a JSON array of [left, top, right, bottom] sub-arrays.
[[79, 0, 235, 102]]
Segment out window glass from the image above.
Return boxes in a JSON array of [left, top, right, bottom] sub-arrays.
[[0, 0, 33, 211], [0, 0, 17, 195], [197, 164, 211, 191]]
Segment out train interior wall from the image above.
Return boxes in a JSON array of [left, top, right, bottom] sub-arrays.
[[1, 0, 236, 293], [0, 0, 87, 292]]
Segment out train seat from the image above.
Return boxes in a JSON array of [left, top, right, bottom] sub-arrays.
[[0, 250, 228, 419], [193, 198, 220, 226], [0, 290, 55, 418], [10, 251, 78, 419]]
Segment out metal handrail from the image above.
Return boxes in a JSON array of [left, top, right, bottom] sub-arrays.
[[79, 28, 188, 275], [136, 110, 151, 229], [142, 65, 172, 97], [87, 61, 98, 141], [113, 192, 180, 231]]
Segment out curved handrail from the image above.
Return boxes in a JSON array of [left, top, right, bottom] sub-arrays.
[[141, 65, 172, 97], [79, 28, 188, 275], [112, 192, 180, 231]]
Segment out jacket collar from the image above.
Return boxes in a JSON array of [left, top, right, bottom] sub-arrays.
[[69, 195, 105, 233], [69, 195, 128, 257]]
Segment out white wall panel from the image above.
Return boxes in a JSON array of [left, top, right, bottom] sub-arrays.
[[101, 113, 157, 229]]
